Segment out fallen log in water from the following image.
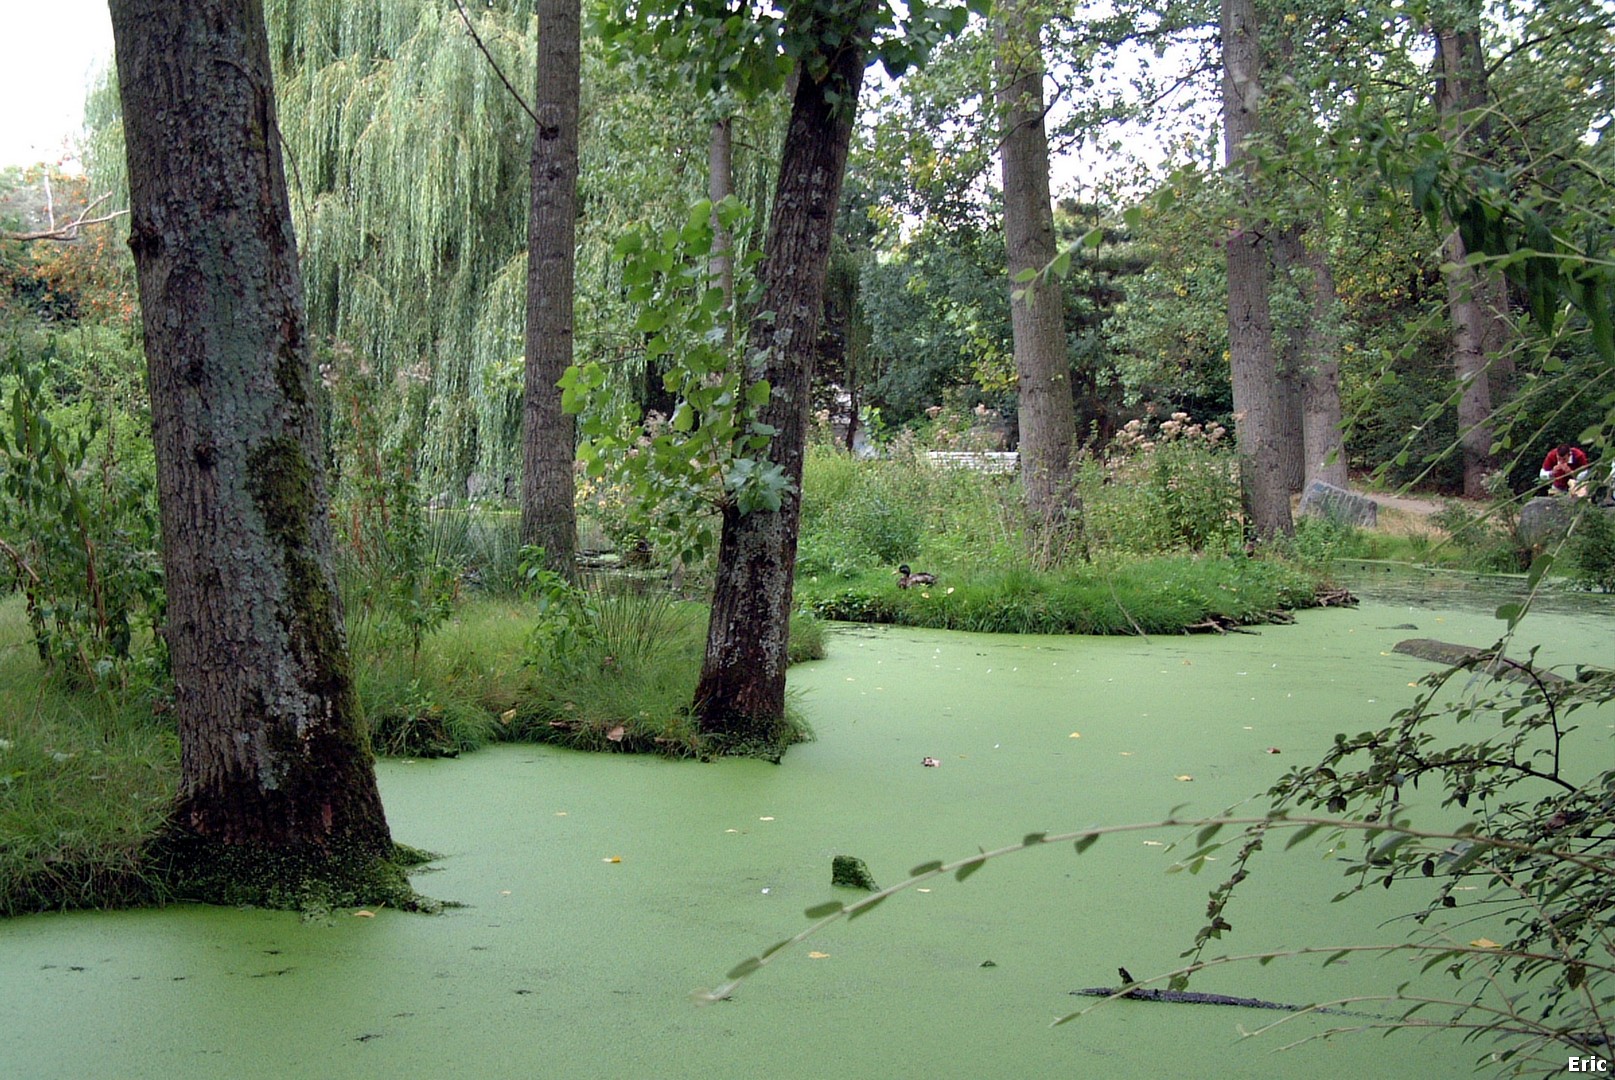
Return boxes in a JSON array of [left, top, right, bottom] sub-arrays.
[[1392, 638, 1566, 685]]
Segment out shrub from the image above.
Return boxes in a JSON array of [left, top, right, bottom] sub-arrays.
[[1568, 505, 1615, 591], [0, 347, 165, 694], [1081, 412, 1241, 556]]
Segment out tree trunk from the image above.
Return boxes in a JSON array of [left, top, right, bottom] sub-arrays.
[[709, 114, 735, 317], [1276, 342, 1305, 494], [995, 3, 1079, 534], [111, 0, 407, 906], [1222, 0, 1292, 539], [692, 39, 866, 749], [1434, 21, 1509, 499], [1273, 225, 1348, 489], [521, 0, 581, 575]]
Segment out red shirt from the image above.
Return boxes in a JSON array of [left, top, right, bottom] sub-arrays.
[[1543, 446, 1588, 489]]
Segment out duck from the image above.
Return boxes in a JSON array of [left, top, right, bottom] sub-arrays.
[[896, 564, 937, 589]]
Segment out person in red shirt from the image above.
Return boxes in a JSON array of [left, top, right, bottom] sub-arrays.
[[1540, 444, 1590, 494]]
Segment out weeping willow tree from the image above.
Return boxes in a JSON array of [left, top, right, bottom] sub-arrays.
[[86, 0, 782, 503], [270, 0, 788, 498]]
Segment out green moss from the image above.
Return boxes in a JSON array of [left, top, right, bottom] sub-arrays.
[[246, 433, 360, 709], [144, 827, 440, 914]]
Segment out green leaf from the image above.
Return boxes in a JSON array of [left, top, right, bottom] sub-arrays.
[[909, 860, 944, 876], [1283, 823, 1324, 850], [954, 857, 986, 882], [1022, 832, 1047, 847], [1072, 834, 1100, 854], [1526, 554, 1553, 590], [804, 901, 845, 918], [726, 956, 762, 979]]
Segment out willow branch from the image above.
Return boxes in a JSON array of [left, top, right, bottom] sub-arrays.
[[450, 0, 538, 125]]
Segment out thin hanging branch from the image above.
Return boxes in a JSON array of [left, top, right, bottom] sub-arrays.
[[450, 0, 539, 125]]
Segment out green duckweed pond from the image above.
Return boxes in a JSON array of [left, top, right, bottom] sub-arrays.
[[4, 576, 1610, 1079]]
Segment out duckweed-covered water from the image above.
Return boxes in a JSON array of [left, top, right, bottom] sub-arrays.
[[4, 572, 1610, 1079]]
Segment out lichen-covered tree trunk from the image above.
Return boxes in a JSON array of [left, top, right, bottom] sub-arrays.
[[1274, 225, 1347, 489], [692, 40, 866, 749], [111, 0, 406, 905], [995, 3, 1078, 533], [1222, 0, 1292, 539], [1434, 20, 1510, 499], [521, 0, 581, 575]]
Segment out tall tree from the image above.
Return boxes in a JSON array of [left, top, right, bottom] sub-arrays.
[[1220, 0, 1292, 537], [522, 0, 581, 574], [692, 11, 871, 747], [110, 0, 411, 904], [1274, 225, 1348, 488], [995, 0, 1080, 535], [1433, 13, 1510, 498]]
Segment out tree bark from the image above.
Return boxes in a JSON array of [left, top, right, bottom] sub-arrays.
[[1434, 21, 1510, 499], [521, 0, 581, 575], [1221, 0, 1292, 538], [692, 36, 866, 748], [111, 0, 404, 904], [1273, 225, 1348, 489], [995, 3, 1079, 533]]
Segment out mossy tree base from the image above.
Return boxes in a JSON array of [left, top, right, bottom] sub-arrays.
[[145, 828, 442, 914], [694, 708, 812, 763]]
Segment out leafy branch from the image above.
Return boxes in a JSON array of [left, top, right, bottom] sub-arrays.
[[698, 811, 1612, 1000]]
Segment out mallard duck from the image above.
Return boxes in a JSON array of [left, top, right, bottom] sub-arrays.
[[896, 564, 937, 589]]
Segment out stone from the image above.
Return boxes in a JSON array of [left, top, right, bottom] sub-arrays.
[[1297, 480, 1378, 528], [1516, 496, 1577, 552], [831, 855, 878, 891]]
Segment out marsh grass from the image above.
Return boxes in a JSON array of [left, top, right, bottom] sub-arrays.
[[509, 585, 820, 756], [0, 599, 177, 915], [799, 556, 1320, 635]]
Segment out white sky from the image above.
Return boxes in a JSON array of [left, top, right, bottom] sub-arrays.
[[0, 0, 115, 168]]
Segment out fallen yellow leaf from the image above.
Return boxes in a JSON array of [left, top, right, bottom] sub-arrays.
[[603, 856, 622, 864], [500, 708, 517, 725], [1470, 938, 1501, 949], [353, 910, 375, 918], [1142, 840, 1165, 847], [808, 952, 830, 959], [1069, 732, 1081, 739], [555, 811, 568, 816], [759, 816, 775, 821], [1175, 775, 1194, 782], [1119, 751, 1134, 756]]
